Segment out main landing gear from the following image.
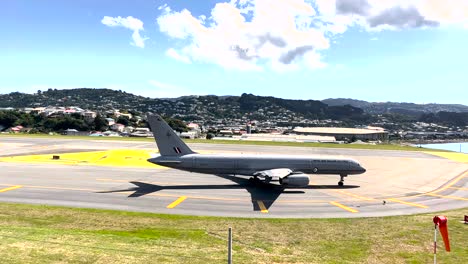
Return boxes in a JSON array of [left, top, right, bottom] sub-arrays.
[[338, 174, 347, 187], [248, 176, 260, 184]]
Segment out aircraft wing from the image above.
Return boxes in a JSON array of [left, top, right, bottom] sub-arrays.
[[253, 168, 293, 179]]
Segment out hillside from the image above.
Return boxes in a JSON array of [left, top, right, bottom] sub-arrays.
[[1, 89, 467, 128], [322, 98, 468, 115], [0, 89, 369, 124]]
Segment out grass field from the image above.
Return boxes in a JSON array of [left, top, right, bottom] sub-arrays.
[[0, 133, 446, 152], [0, 203, 466, 263]]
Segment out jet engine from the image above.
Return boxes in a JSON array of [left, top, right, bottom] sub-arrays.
[[279, 172, 310, 187]]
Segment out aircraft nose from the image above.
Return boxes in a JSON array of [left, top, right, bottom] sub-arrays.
[[359, 166, 366, 173]]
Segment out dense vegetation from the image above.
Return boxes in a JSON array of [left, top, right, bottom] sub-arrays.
[[0, 110, 188, 133], [323, 98, 468, 114], [1, 90, 376, 124], [0, 111, 108, 133], [420, 111, 468, 127], [1, 89, 467, 129]]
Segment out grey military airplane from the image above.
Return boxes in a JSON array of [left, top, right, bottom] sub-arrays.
[[147, 115, 366, 187]]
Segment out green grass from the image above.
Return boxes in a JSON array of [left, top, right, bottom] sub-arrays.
[[0, 133, 445, 152], [0, 203, 466, 263], [0, 133, 153, 142]]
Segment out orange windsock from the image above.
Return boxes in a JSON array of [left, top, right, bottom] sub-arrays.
[[433, 216, 450, 252]]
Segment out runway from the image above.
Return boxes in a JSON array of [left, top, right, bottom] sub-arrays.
[[0, 136, 467, 218]]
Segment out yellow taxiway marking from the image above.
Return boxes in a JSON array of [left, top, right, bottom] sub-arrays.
[[329, 201, 358, 213], [448, 186, 468, 191], [0, 185, 22, 193], [0, 149, 165, 169], [334, 190, 376, 201], [432, 170, 468, 194], [256, 201, 268, 213], [387, 198, 428, 209], [167, 196, 187, 209], [0, 183, 248, 202], [424, 151, 468, 163], [425, 193, 468, 201]]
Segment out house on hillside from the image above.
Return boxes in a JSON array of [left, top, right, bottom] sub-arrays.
[[187, 122, 201, 138], [44, 107, 58, 116], [9, 125, 24, 133], [0, 107, 15, 111], [111, 123, 125, 132], [22, 108, 34, 113], [63, 128, 79, 136], [83, 111, 97, 121], [114, 111, 132, 119], [130, 128, 152, 137], [180, 131, 197, 139], [64, 109, 76, 115], [187, 122, 199, 130], [105, 118, 115, 126], [123, 126, 135, 133], [31, 107, 45, 114]]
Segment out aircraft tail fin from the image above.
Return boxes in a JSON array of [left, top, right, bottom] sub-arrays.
[[147, 115, 196, 156]]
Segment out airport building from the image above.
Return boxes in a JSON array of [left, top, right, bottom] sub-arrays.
[[214, 133, 336, 143], [293, 127, 388, 141]]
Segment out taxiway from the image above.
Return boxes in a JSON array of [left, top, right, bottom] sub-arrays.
[[0, 136, 466, 218]]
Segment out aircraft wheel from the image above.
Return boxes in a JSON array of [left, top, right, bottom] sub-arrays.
[[338, 181, 344, 187], [312, 167, 318, 173]]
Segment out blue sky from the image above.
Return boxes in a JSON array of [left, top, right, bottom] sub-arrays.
[[1, 0, 467, 104]]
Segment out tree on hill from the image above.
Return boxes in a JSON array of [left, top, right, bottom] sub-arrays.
[[116, 116, 130, 126], [164, 117, 188, 132], [0, 111, 18, 128], [93, 114, 108, 131]]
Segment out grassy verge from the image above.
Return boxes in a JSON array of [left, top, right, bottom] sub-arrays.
[[0, 203, 466, 263], [0, 133, 445, 152]]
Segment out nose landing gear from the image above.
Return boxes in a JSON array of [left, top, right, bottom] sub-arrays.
[[338, 174, 347, 187]]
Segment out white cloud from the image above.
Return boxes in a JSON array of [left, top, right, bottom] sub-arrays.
[[158, 4, 171, 13], [320, 0, 467, 31], [157, 0, 328, 71], [417, 0, 468, 25], [156, 0, 468, 71], [370, 37, 378, 41], [101, 16, 148, 48], [147, 80, 205, 98], [165, 48, 192, 64]]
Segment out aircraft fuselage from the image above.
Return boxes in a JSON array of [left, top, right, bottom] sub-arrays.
[[148, 154, 366, 176]]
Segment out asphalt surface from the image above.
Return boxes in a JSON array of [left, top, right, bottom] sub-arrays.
[[0, 136, 467, 218]]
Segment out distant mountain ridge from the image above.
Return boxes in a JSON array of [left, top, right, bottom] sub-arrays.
[[0, 89, 367, 123], [0, 89, 467, 125], [322, 98, 468, 115]]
